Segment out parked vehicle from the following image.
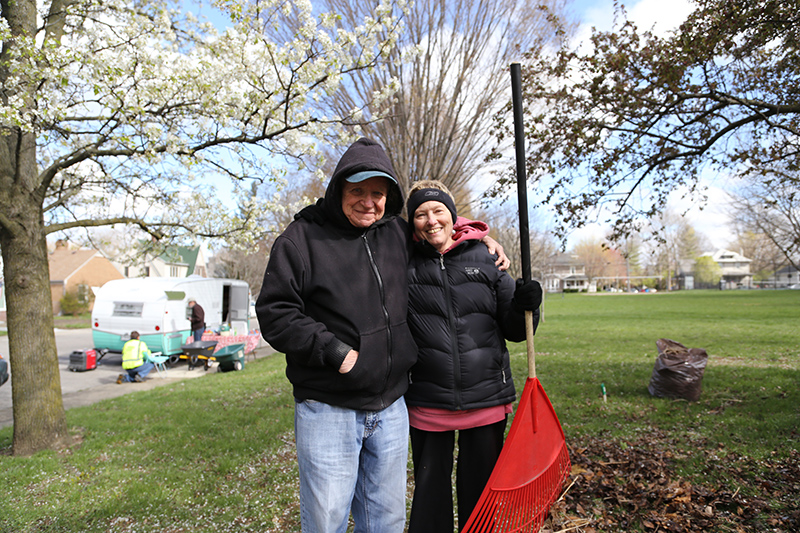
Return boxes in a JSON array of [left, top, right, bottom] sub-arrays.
[[0, 354, 8, 387], [91, 276, 250, 357]]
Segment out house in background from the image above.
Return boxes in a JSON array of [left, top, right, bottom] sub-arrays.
[[48, 240, 123, 314], [700, 249, 752, 289], [544, 253, 591, 292], [119, 245, 208, 278], [773, 264, 799, 288]]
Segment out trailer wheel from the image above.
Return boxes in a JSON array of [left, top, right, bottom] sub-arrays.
[[168, 354, 181, 366], [234, 361, 242, 371]]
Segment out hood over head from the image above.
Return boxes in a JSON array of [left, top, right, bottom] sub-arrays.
[[315, 138, 403, 228]]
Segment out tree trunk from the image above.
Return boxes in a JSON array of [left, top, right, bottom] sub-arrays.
[[0, 159, 70, 455], [3, 228, 70, 457], [0, 51, 70, 454]]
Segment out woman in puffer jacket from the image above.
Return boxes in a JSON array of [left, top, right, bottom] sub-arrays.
[[405, 180, 542, 533]]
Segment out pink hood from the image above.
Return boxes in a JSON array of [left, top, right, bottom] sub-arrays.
[[411, 215, 489, 254]]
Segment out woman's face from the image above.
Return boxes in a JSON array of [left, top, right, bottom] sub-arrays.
[[413, 200, 454, 253]]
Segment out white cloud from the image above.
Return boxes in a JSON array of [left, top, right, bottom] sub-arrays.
[[572, 0, 694, 55], [577, 0, 694, 35], [626, 0, 694, 35]]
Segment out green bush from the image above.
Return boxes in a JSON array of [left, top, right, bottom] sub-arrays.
[[59, 291, 88, 316]]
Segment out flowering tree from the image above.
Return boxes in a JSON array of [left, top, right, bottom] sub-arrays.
[[0, 0, 404, 455]]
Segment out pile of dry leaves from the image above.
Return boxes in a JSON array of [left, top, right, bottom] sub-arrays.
[[545, 430, 800, 532]]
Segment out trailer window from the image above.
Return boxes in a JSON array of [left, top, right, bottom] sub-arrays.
[[113, 302, 143, 317]]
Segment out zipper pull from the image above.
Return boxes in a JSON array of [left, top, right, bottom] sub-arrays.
[[439, 254, 445, 270], [502, 369, 507, 383]]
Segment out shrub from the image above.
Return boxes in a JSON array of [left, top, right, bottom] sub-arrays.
[[60, 291, 88, 316]]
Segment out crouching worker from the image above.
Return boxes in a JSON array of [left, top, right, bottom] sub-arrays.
[[118, 331, 155, 383]]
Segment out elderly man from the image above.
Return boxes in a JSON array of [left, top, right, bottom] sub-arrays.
[[257, 138, 414, 532]]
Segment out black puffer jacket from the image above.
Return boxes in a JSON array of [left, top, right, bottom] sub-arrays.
[[256, 138, 417, 411], [406, 238, 534, 411]]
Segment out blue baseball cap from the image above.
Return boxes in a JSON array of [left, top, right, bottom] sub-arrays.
[[345, 170, 397, 184]]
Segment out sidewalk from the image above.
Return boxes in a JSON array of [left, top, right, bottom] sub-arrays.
[[0, 343, 276, 429]]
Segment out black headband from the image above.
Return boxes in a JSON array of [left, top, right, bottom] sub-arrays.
[[407, 188, 457, 223]]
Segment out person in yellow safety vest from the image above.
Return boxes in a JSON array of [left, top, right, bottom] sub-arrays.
[[117, 331, 155, 384]]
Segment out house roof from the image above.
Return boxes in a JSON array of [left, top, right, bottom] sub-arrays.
[[701, 249, 752, 264], [550, 253, 582, 266], [158, 245, 201, 275], [177, 246, 200, 275], [48, 247, 98, 282]]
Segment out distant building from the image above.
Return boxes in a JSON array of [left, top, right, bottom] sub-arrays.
[[773, 265, 799, 287], [119, 245, 208, 278], [699, 249, 752, 289], [48, 240, 124, 314], [544, 253, 591, 292]]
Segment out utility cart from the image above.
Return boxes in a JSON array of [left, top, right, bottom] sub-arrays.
[[179, 340, 218, 370], [214, 343, 246, 372]]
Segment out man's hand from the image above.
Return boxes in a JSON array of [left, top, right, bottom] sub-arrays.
[[482, 235, 510, 271], [339, 349, 359, 374]]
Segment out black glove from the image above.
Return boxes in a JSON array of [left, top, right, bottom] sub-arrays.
[[513, 279, 542, 312]]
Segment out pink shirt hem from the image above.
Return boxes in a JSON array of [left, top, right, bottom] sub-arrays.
[[408, 404, 513, 432]]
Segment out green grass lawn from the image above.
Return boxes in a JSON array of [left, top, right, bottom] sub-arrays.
[[532, 290, 799, 459], [0, 290, 798, 532], [1, 313, 91, 336]]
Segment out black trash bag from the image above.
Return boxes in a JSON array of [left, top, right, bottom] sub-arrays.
[[648, 338, 708, 401]]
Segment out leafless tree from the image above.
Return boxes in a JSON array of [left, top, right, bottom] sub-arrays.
[[572, 237, 613, 285], [478, 206, 558, 280], [727, 175, 800, 271], [317, 0, 572, 204], [644, 209, 709, 289]]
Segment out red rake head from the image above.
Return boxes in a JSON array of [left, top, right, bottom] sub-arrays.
[[462, 378, 571, 533]]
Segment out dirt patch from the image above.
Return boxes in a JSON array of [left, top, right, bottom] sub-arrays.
[[546, 431, 800, 532]]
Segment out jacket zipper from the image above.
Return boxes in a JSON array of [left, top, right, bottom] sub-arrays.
[[363, 232, 391, 409], [439, 254, 463, 409]]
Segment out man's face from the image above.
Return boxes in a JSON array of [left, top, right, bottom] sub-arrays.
[[341, 177, 389, 228]]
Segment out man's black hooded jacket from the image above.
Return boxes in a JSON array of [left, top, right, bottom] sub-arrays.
[[256, 138, 417, 410]]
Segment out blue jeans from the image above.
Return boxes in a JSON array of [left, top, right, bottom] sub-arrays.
[[294, 397, 409, 533], [193, 328, 204, 342], [124, 362, 154, 382]]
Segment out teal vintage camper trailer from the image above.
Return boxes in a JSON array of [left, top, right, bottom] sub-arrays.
[[92, 276, 250, 357]]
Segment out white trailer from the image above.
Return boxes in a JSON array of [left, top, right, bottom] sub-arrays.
[[91, 276, 250, 357]]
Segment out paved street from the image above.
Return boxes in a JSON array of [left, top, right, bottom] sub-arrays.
[[0, 329, 274, 429]]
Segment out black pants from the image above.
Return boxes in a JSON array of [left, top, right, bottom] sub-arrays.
[[408, 417, 507, 533]]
